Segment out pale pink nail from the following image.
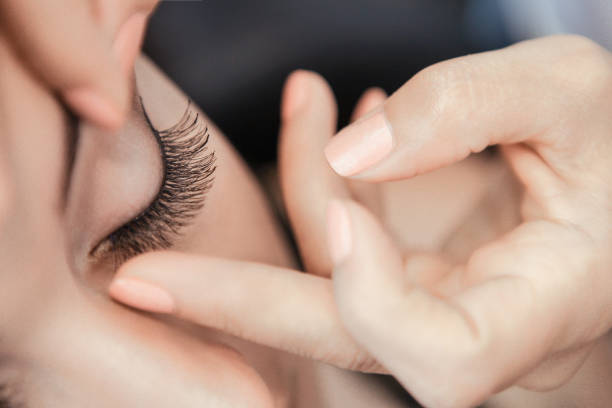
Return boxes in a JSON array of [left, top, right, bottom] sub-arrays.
[[327, 200, 352, 264], [324, 110, 393, 176], [109, 277, 175, 314]]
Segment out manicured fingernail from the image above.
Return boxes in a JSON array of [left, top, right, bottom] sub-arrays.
[[324, 110, 393, 176], [327, 200, 352, 264], [109, 277, 175, 314], [64, 87, 123, 131], [281, 70, 310, 120], [113, 12, 148, 76]]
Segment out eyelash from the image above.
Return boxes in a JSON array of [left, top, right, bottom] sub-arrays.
[[90, 100, 216, 266]]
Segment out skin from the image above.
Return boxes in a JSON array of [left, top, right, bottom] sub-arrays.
[[0, 0, 158, 130], [110, 36, 612, 408], [0, 28, 413, 407], [0, 30, 291, 406], [3, 1, 610, 405], [322, 35, 612, 407]]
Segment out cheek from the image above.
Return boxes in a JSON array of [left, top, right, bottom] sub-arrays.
[[23, 295, 274, 408]]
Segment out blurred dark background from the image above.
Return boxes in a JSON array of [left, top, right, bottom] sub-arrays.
[[143, 0, 511, 167]]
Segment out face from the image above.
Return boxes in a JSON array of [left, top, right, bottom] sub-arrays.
[[0, 33, 296, 407]]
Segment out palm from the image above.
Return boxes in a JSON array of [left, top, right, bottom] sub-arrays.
[[280, 84, 603, 400], [360, 151, 521, 264]]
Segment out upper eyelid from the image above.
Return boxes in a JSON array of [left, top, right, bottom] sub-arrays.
[[90, 98, 216, 266]]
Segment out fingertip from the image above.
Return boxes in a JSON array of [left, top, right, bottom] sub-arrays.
[[108, 277, 176, 314], [64, 85, 127, 131], [281, 69, 336, 121], [110, 251, 183, 313], [352, 87, 387, 121], [281, 70, 312, 120]]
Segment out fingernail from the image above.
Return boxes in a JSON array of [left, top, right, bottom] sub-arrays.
[[281, 70, 310, 120], [109, 277, 175, 314], [324, 109, 393, 176], [113, 12, 148, 76], [327, 200, 352, 264], [64, 87, 123, 131]]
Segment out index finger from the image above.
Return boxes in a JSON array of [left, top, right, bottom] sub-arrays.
[[109, 251, 384, 373]]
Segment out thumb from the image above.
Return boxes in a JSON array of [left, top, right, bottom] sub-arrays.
[[323, 36, 602, 182]]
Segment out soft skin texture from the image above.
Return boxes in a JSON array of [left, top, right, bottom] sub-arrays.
[[0, 0, 158, 130], [322, 35, 612, 407], [111, 37, 612, 408], [0, 28, 415, 406], [0, 32, 296, 406]]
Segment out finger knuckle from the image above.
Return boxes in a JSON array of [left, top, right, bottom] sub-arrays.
[[563, 34, 607, 58], [417, 57, 478, 113], [410, 58, 489, 153], [414, 59, 476, 118], [342, 351, 381, 373], [554, 35, 612, 97]]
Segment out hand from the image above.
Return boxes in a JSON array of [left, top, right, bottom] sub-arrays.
[[0, 0, 157, 130], [280, 76, 522, 277], [107, 34, 612, 408], [105, 75, 411, 374], [105, 69, 521, 377], [320, 35, 612, 407]]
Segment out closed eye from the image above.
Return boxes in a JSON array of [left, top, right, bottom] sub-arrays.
[[90, 98, 216, 267]]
